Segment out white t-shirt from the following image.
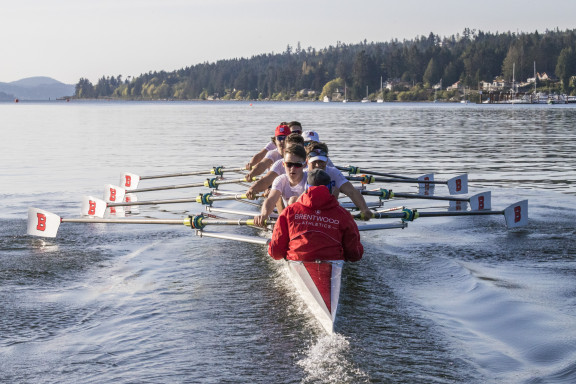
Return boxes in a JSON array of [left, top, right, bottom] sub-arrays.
[[270, 159, 285, 176], [264, 149, 282, 163], [325, 166, 348, 189], [271, 174, 306, 205], [264, 141, 276, 151]]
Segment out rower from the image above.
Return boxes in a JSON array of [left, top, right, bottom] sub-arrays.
[[245, 132, 304, 189], [245, 122, 302, 170], [288, 121, 303, 135], [302, 130, 334, 167], [268, 168, 363, 262], [253, 144, 307, 227], [306, 143, 373, 220]]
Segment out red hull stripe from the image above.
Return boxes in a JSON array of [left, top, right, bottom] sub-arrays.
[[304, 262, 332, 312]]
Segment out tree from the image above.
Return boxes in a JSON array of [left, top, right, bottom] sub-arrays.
[[320, 78, 344, 100], [556, 47, 576, 92], [423, 58, 441, 87], [75, 78, 94, 98]]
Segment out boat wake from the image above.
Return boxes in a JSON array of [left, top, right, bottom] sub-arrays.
[[297, 333, 370, 384]]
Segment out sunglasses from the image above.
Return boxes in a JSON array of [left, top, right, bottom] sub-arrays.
[[307, 149, 328, 157], [276, 135, 287, 141], [291, 130, 302, 135], [284, 161, 305, 168]]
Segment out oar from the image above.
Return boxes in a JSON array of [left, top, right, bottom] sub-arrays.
[[120, 166, 246, 190], [337, 165, 422, 180], [354, 200, 528, 229], [346, 174, 468, 195], [82, 192, 262, 218], [361, 189, 490, 211], [27, 208, 274, 238], [104, 177, 258, 202], [205, 206, 279, 219], [195, 230, 270, 245]]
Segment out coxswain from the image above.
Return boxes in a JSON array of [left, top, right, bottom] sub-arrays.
[[268, 168, 363, 262]]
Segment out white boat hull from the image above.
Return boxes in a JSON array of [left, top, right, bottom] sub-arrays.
[[285, 259, 343, 334]]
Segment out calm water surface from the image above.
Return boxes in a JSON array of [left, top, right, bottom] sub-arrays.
[[1, 101, 575, 383]]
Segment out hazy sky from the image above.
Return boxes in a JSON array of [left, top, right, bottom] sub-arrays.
[[2, 0, 575, 84]]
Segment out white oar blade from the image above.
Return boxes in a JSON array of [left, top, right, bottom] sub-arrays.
[[27, 208, 61, 237], [470, 191, 491, 211], [124, 193, 139, 214], [81, 196, 107, 218], [104, 184, 126, 203], [447, 174, 468, 195], [449, 200, 469, 211], [418, 174, 435, 196], [504, 200, 528, 228], [120, 172, 140, 190]]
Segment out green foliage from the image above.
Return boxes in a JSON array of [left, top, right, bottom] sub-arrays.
[[75, 28, 576, 100], [320, 78, 344, 100]]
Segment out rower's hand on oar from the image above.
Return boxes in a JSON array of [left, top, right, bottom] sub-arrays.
[[253, 215, 268, 228], [245, 163, 253, 171], [244, 170, 255, 182], [246, 187, 258, 200], [359, 209, 373, 221]]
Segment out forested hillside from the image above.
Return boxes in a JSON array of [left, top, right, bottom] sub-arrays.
[[74, 28, 576, 101]]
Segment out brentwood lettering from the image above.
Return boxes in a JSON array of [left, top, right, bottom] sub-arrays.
[[294, 213, 340, 225]]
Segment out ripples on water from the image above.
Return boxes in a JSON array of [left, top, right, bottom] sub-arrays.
[[1, 101, 575, 383]]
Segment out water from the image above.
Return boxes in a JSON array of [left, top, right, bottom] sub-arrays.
[[1, 101, 575, 383]]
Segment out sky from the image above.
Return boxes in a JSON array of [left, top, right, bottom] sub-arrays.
[[2, 0, 575, 85]]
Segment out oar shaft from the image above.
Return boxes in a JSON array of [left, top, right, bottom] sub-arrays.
[[129, 182, 205, 193], [128, 177, 252, 193], [140, 167, 245, 180], [62, 218, 187, 225], [362, 190, 469, 202], [347, 176, 446, 185], [108, 198, 197, 207], [337, 166, 413, 180], [416, 210, 503, 218], [195, 230, 269, 245]]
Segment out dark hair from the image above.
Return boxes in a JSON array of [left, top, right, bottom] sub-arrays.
[[286, 133, 304, 145], [306, 141, 329, 156], [284, 144, 306, 160], [288, 121, 302, 129], [307, 169, 332, 193]]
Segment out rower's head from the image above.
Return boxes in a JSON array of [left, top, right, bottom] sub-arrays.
[[283, 144, 306, 180], [302, 130, 320, 146], [306, 142, 329, 171], [305, 169, 332, 193], [288, 121, 303, 135], [273, 123, 291, 151], [279, 133, 304, 156]]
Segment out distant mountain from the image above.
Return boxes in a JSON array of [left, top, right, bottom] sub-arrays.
[[0, 77, 75, 100]]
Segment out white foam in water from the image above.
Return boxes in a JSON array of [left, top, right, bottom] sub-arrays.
[[297, 333, 370, 384]]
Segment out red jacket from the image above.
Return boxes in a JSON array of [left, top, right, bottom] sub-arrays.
[[268, 185, 363, 262]]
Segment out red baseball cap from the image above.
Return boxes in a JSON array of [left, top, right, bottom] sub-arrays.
[[275, 124, 290, 137]]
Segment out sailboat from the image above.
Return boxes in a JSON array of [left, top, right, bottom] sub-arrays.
[[377, 76, 384, 103], [361, 86, 370, 102], [460, 85, 469, 104]]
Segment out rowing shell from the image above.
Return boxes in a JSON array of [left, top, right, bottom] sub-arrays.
[[285, 259, 343, 334]]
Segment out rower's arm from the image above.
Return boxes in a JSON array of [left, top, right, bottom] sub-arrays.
[[246, 170, 278, 199], [246, 158, 273, 180], [254, 189, 282, 227], [246, 148, 268, 170], [339, 181, 373, 220]]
